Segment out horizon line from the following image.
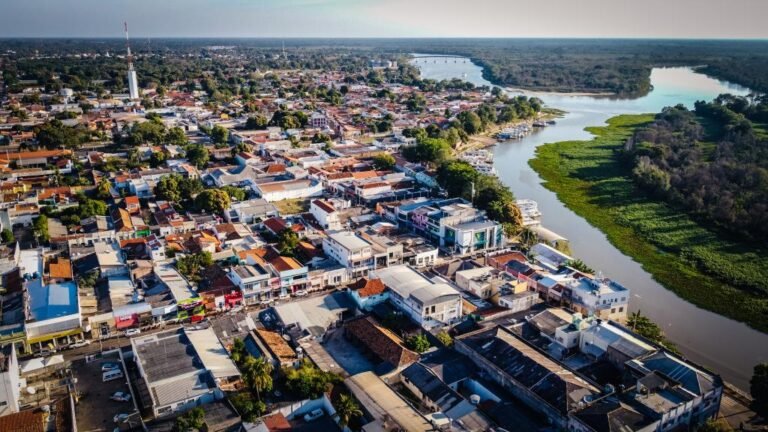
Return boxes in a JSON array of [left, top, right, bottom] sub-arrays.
[[1, 36, 768, 42]]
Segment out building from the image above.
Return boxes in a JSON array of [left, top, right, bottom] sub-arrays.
[[563, 274, 630, 321], [132, 329, 222, 417], [346, 371, 434, 432], [322, 231, 374, 278], [347, 278, 388, 311], [373, 265, 462, 329], [455, 325, 599, 429], [400, 198, 503, 255], [344, 315, 419, 370], [310, 199, 342, 230], [227, 264, 271, 304], [0, 345, 20, 416], [252, 178, 322, 202]]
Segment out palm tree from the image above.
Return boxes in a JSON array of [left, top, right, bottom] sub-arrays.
[[242, 356, 273, 402], [334, 394, 363, 428], [230, 338, 247, 365]]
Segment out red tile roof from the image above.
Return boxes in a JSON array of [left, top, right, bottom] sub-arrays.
[[349, 278, 386, 298]]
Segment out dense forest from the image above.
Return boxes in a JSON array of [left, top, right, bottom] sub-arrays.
[[622, 94, 768, 243], [3, 39, 768, 96]]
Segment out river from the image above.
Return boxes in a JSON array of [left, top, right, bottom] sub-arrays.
[[411, 54, 768, 391]]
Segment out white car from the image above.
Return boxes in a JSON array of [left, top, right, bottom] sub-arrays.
[[303, 409, 324, 422], [294, 290, 308, 297], [124, 328, 141, 337], [278, 292, 290, 300], [113, 413, 131, 424], [70, 340, 91, 348], [110, 391, 131, 402]]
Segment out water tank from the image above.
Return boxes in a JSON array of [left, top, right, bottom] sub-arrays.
[[469, 394, 480, 405]]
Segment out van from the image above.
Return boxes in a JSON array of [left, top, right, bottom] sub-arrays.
[[103, 369, 124, 382]]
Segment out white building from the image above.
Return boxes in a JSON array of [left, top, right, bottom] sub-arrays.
[[310, 199, 342, 231], [322, 231, 374, 278], [564, 274, 630, 321], [252, 179, 323, 202], [227, 264, 271, 303], [373, 265, 462, 330], [0, 345, 20, 416]]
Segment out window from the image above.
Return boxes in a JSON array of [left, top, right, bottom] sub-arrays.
[[611, 308, 616, 314], [431, 305, 436, 313], [619, 307, 624, 312]]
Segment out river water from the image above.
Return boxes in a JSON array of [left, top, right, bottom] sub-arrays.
[[412, 54, 768, 391]]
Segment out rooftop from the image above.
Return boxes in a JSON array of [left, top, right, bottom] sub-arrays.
[[28, 281, 79, 322], [346, 371, 433, 432], [133, 329, 205, 383]]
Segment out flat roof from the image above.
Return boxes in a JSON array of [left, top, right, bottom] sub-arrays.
[[28, 281, 79, 322], [274, 292, 351, 336], [133, 329, 204, 383], [327, 231, 371, 251], [346, 371, 433, 432], [185, 327, 240, 380]]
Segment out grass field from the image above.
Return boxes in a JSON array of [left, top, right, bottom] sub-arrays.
[[529, 114, 768, 333]]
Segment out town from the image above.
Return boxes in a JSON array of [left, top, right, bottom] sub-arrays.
[[0, 40, 752, 432]]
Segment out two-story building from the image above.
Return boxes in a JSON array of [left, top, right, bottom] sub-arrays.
[[373, 265, 462, 330], [322, 231, 374, 279]]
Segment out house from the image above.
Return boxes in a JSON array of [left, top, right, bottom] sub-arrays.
[[94, 242, 128, 277], [225, 198, 279, 224], [310, 199, 341, 230], [227, 263, 271, 304], [346, 277, 388, 311], [563, 274, 630, 321], [373, 265, 462, 329], [273, 292, 351, 338]]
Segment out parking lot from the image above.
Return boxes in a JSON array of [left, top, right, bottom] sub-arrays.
[[73, 351, 140, 431]]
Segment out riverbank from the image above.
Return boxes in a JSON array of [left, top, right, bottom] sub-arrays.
[[529, 114, 768, 335], [457, 109, 565, 153]]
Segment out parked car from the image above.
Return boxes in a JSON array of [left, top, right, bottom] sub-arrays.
[[124, 328, 141, 337], [110, 391, 131, 402], [35, 348, 56, 357], [303, 409, 324, 422], [101, 363, 120, 372], [294, 290, 308, 297], [113, 413, 131, 424], [278, 292, 290, 300], [70, 340, 91, 348]]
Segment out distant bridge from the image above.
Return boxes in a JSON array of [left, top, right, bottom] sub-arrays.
[[411, 55, 468, 64]]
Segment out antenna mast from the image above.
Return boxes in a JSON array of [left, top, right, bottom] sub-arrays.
[[124, 22, 133, 68]]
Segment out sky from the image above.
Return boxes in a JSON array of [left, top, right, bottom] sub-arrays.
[[0, 0, 766, 39]]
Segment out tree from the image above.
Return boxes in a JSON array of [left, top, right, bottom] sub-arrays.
[[150, 151, 167, 168], [176, 251, 213, 282], [242, 356, 273, 401], [230, 338, 247, 365], [165, 126, 189, 146], [32, 215, 51, 243], [627, 311, 679, 354], [221, 186, 247, 201], [129, 119, 166, 145], [751, 363, 768, 419], [695, 419, 733, 432], [36, 120, 82, 149], [436, 331, 453, 347], [372, 153, 396, 170], [1, 229, 14, 244], [283, 359, 342, 399], [406, 334, 431, 353], [229, 391, 265, 423], [245, 115, 269, 130], [155, 174, 182, 203], [334, 394, 363, 428], [174, 407, 206, 432], [566, 259, 595, 274], [276, 229, 300, 257], [195, 189, 230, 214], [95, 178, 112, 200], [185, 144, 210, 169], [210, 124, 229, 145]]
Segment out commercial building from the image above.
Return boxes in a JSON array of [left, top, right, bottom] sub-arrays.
[[373, 265, 462, 329]]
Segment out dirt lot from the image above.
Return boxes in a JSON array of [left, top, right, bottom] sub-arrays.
[[73, 352, 140, 432]]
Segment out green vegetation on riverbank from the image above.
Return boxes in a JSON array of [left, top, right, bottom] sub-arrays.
[[530, 115, 768, 333]]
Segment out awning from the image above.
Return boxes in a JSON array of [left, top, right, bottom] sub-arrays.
[[26, 328, 83, 345]]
